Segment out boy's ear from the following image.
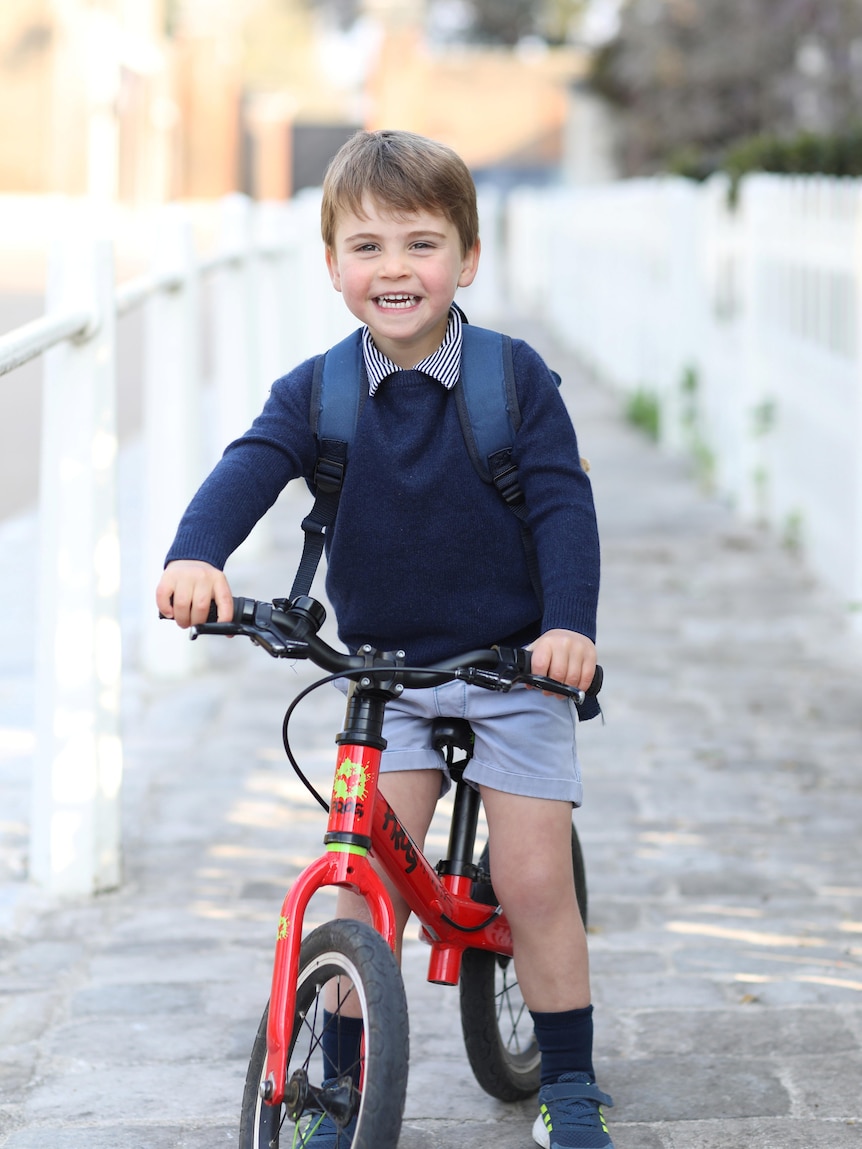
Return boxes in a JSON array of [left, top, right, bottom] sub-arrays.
[[325, 247, 342, 291], [458, 238, 481, 289]]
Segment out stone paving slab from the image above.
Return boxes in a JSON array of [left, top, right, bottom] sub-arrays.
[[2, 316, 862, 1146]]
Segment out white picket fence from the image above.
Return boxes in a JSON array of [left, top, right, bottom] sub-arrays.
[[505, 172, 862, 618]]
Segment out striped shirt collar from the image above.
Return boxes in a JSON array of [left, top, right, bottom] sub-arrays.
[[361, 306, 463, 396]]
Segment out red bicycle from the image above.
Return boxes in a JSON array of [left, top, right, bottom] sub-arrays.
[[188, 594, 598, 1149]]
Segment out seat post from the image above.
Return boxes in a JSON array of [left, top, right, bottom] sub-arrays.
[[441, 774, 482, 879]]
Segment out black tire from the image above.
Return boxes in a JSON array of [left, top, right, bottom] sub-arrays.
[[239, 919, 409, 1149], [459, 822, 588, 1101]]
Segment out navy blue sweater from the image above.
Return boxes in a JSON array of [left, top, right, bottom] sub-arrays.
[[166, 333, 600, 667]]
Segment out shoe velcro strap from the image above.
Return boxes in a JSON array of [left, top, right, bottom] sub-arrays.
[[542, 1081, 614, 1109]]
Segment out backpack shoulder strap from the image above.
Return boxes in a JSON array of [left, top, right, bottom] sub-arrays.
[[289, 330, 365, 600], [455, 325, 544, 605], [455, 324, 520, 484], [311, 328, 365, 443]]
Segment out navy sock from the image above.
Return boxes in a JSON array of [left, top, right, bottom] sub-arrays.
[[321, 1009, 364, 1087], [530, 1004, 595, 1086]]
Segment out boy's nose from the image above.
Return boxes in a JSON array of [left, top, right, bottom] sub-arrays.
[[381, 252, 408, 277]]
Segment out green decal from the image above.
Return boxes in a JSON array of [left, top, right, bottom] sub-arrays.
[[332, 756, 369, 803]]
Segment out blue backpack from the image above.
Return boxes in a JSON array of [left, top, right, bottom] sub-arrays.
[[289, 318, 554, 604]]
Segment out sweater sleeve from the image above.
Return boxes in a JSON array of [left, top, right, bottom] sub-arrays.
[[165, 358, 319, 569], [509, 340, 600, 642]]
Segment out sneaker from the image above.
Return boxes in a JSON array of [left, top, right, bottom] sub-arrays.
[[297, 1109, 357, 1148], [532, 1072, 614, 1149]]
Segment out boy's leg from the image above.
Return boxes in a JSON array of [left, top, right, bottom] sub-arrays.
[[480, 786, 613, 1149], [479, 787, 589, 1011]]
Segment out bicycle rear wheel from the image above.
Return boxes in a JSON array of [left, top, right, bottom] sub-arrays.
[[239, 919, 409, 1149], [459, 823, 587, 1101]]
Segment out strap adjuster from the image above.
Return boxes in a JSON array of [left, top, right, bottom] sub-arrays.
[[300, 513, 327, 537], [314, 456, 345, 495], [491, 460, 524, 507]]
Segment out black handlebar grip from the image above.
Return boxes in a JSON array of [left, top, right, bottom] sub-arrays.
[[519, 648, 603, 697], [159, 597, 233, 623], [207, 596, 248, 623], [587, 664, 603, 697]]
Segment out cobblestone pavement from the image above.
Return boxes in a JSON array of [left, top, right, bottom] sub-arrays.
[[1, 318, 861, 1148]]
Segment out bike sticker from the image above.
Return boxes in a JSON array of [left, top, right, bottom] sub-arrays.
[[331, 755, 370, 819]]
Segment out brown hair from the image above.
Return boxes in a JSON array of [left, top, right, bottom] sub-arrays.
[[321, 130, 479, 255]]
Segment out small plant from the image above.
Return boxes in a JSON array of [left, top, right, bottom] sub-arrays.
[[751, 465, 770, 525], [689, 436, 716, 490], [782, 509, 805, 554], [677, 365, 715, 489], [751, 399, 777, 437], [679, 364, 699, 430], [625, 388, 660, 441]]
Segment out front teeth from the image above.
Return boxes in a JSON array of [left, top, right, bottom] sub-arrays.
[[377, 294, 416, 309]]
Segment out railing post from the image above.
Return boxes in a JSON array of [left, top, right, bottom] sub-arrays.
[[255, 200, 295, 387], [289, 188, 355, 358], [141, 205, 203, 678], [212, 194, 268, 558], [212, 194, 261, 452], [461, 187, 502, 323], [31, 224, 122, 895]]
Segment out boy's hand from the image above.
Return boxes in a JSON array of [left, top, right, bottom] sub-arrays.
[[527, 629, 597, 693], [156, 560, 234, 629]]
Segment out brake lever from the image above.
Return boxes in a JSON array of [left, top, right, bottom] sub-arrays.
[[522, 673, 586, 705], [190, 622, 241, 639], [455, 664, 586, 704], [190, 621, 310, 659]]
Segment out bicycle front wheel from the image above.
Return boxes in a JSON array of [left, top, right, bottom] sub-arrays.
[[239, 919, 409, 1149], [459, 823, 588, 1101]]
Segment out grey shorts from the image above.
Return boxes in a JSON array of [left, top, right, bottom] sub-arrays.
[[338, 679, 583, 805]]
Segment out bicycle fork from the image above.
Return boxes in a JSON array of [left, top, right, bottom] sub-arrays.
[[261, 687, 397, 1108]]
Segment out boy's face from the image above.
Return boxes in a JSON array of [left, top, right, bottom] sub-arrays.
[[325, 196, 480, 369]]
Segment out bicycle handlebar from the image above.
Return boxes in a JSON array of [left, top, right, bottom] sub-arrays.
[[175, 595, 602, 705]]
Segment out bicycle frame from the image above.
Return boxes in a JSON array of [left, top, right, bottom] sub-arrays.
[[261, 684, 514, 1108]]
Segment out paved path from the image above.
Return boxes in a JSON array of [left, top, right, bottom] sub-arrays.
[[1, 319, 861, 1148]]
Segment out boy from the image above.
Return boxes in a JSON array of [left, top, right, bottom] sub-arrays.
[[156, 129, 613, 1149]]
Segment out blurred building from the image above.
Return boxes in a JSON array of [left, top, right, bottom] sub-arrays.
[[0, 0, 592, 202], [0, 0, 241, 201]]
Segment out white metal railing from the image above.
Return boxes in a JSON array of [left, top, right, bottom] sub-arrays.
[[0, 308, 95, 376], [0, 192, 352, 897], [506, 172, 862, 620], [0, 187, 505, 898]]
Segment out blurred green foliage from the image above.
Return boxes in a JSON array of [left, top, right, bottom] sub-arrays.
[[668, 125, 862, 205]]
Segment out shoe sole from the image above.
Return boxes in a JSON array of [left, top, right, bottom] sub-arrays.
[[532, 1113, 550, 1148]]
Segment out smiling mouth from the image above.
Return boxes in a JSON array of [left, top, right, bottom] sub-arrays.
[[376, 294, 419, 309]]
